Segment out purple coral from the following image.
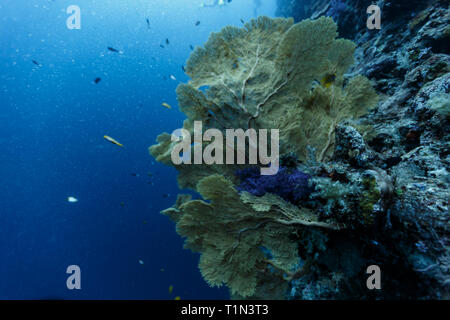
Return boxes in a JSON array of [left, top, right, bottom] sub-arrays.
[[235, 166, 313, 204], [327, 0, 347, 20]]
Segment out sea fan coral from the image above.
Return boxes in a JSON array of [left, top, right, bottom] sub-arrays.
[[149, 16, 376, 298], [150, 16, 377, 173], [161, 174, 341, 297]]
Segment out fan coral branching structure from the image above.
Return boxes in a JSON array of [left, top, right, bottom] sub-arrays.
[[149, 16, 377, 298]]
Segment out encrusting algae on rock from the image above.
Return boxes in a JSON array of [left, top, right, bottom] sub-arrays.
[[149, 16, 378, 298]]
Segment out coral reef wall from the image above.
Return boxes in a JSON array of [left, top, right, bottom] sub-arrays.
[[149, 1, 449, 300], [275, 0, 449, 299]]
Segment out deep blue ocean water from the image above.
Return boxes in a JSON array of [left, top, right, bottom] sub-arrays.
[[0, 0, 276, 299]]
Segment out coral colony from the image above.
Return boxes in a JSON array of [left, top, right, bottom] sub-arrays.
[[150, 16, 377, 298], [150, 1, 449, 299]]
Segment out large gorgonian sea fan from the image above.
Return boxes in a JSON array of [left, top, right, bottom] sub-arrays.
[[149, 16, 376, 297], [150, 16, 378, 185]]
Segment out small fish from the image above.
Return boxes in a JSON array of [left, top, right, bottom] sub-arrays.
[[120, 202, 125, 207], [103, 135, 123, 147], [93, 77, 101, 84], [161, 102, 172, 110], [181, 65, 186, 72], [169, 285, 173, 294], [320, 73, 336, 88], [139, 259, 144, 265], [240, 18, 245, 24], [32, 59, 40, 66], [160, 268, 165, 272], [67, 196, 78, 203], [160, 44, 165, 49], [174, 296, 181, 300], [163, 193, 170, 198], [170, 75, 176, 81], [189, 44, 194, 51], [146, 18, 150, 29], [165, 38, 169, 45], [107, 46, 120, 53], [130, 173, 140, 177], [195, 21, 200, 26], [143, 220, 148, 224]]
